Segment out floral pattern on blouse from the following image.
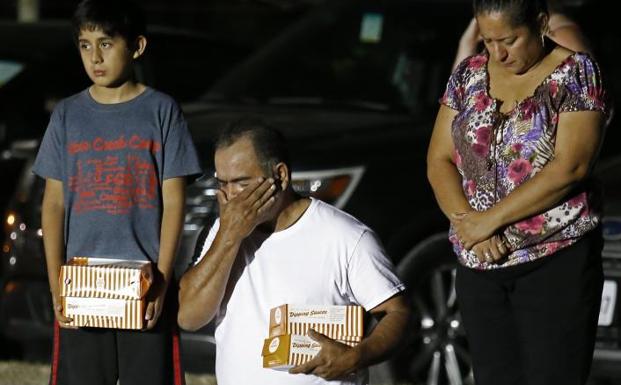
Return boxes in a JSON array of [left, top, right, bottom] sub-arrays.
[[441, 52, 610, 269]]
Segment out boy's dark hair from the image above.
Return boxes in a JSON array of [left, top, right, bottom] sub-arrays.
[[215, 117, 290, 175], [473, 0, 548, 31], [72, 0, 146, 46]]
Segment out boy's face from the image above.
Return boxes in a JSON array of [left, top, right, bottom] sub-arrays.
[[77, 28, 138, 88]]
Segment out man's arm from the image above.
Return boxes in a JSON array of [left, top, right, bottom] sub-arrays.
[[41, 178, 74, 327], [144, 177, 186, 330], [177, 178, 276, 331], [289, 294, 410, 380]]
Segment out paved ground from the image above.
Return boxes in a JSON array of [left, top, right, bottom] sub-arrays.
[[0, 361, 217, 385]]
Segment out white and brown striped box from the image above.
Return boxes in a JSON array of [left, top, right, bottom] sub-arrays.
[[60, 257, 153, 329], [269, 304, 363, 342], [262, 334, 319, 370], [262, 334, 360, 370]]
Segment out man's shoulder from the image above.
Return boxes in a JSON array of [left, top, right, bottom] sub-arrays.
[[309, 199, 371, 236]]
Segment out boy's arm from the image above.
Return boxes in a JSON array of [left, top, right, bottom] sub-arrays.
[[144, 176, 186, 330], [41, 178, 74, 327]]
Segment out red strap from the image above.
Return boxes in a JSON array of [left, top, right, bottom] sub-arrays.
[[172, 325, 184, 385], [50, 321, 61, 385]]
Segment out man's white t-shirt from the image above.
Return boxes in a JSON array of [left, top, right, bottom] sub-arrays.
[[197, 198, 405, 385]]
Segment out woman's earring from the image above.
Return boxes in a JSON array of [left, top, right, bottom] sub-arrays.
[[540, 33, 545, 48]]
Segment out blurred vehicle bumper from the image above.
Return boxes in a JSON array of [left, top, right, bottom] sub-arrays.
[[0, 279, 53, 340]]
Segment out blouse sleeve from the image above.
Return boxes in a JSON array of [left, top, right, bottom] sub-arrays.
[[439, 58, 469, 111], [558, 53, 610, 117]]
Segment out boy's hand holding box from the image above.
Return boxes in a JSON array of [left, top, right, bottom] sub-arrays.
[[60, 257, 153, 329]]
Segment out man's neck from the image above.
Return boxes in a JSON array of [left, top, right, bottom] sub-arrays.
[[89, 81, 146, 104], [259, 192, 312, 233]]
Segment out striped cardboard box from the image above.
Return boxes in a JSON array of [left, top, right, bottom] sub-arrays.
[[62, 296, 145, 329], [262, 334, 359, 370], [59, 257, 153, 329], [269, 304, 363, 342]]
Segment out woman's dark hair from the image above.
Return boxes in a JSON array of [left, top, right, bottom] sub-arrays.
[[215, 117, 290, 175], [473, 0, 548, 31], [72, 0, 146, 46]]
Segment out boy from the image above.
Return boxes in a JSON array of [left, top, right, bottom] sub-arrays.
[[33, 1, 202, 384]]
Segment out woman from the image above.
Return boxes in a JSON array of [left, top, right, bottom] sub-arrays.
[[426, 0, 610, 384], [452, 0, 591, 70]]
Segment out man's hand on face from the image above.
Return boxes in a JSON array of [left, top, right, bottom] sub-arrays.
[[217, 177, 277, 240]]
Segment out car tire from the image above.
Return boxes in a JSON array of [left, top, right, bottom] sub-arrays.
[[391, 232, 474, 385]]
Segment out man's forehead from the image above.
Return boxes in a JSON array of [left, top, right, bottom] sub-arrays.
[[215, 141, 263, 175], [215, 137, 259, 162]]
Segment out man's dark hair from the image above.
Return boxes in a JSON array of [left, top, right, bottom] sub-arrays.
[[473, 0, 548, 31], [72, 0, 146, 46], [215, 117, 290, 175]]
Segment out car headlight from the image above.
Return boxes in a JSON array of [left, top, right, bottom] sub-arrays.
[[291, 166, 364, 209]]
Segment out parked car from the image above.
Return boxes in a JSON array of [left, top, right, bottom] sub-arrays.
[[3, 1, 621, 384]]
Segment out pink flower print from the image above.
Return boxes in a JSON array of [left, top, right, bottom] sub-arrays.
[[472, 143, 489, 158], [515, 214, 545, 235], [544, 241, 561, 254], [469, 55, 487, 69], [549, 80, 559, 98], [475, 126, 491, 144], [474, 91, 492, 112], [453, 149, 463, 167], [511, 143, 523, 154], [465, 180, 477, 197], [588, 86, 602, 105], [519, 99, 537, 120], [568, 193, 586, 208], [456, 86, 465, 100], [551, 112, 559, 125], [508, 158, 532, 183]]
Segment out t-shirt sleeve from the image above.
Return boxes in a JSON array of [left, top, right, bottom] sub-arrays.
[[558, 54, 610, 116], [32, 105, 64, 180], [195, 218, 220, 265], [345, 230, 405, 310], [162, 103, 203, 181]]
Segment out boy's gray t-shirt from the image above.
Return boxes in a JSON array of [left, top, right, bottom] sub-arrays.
[[33, 87, 202, 262]]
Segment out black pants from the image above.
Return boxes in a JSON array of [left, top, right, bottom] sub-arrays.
[[50, 288, 185, 385], [456, 231, 604, 385]]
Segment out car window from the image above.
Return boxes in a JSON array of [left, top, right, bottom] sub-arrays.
[[138, 32, 251, 102], [208, 2, 469, 113], [0, 60, 24, 88]]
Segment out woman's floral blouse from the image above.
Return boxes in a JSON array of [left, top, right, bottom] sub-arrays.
[[441, 52, 610, 269]]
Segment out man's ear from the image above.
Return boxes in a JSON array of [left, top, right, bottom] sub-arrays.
[[274, 162, 289, 191], [132, 35, 147, 59]]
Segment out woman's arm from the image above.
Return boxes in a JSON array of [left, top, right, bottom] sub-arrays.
[[452, 18, 481, 71], [427, 105, 471, 218], [453, 110, 605, 249], [547, 13, 592, 54]]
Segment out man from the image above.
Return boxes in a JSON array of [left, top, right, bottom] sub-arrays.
[[178, 118, 410, 385]]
